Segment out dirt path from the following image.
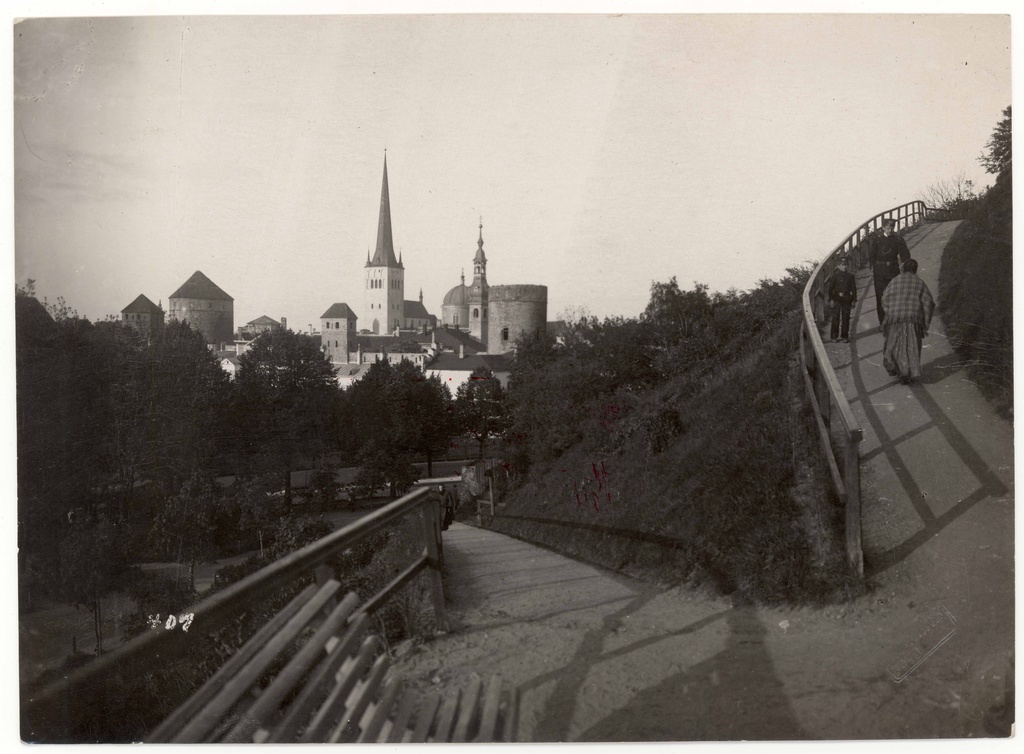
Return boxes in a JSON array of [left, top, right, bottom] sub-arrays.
[[390, 221, 1013, 741]]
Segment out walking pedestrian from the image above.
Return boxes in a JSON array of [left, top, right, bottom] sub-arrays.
[[828, 256, 857, 342], [881, 259, 934, 384], [868, 217, 911, 323]]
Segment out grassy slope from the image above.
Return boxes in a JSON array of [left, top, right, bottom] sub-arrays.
[[489, 315, 858, 606], [937, 170, 1013, 418]]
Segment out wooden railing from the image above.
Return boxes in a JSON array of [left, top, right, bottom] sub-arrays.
[[21, 486, 448, 742], [799, 200, 937, 575]]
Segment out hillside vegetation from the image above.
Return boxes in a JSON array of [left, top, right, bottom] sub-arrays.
[[937, 118, 1013, 418], [489, 269, 860, 606]]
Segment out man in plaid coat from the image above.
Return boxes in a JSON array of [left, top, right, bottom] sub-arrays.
[[880, 258, 935, 384]]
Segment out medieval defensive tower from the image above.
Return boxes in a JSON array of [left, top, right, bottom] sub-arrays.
[[487, 284, 547, 353]]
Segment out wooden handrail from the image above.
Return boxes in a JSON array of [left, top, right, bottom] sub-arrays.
[[22, 486, 447, 738], [799, 200, 940, 575]]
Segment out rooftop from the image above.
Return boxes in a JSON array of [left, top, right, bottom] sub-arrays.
[[321, 303, 358, 320], [121, 294, 164, 315], [169, 271, 233, 302]]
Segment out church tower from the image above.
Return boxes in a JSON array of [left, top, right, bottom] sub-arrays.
[[468, 220, 489, 345], [364, 154, 405, 334]]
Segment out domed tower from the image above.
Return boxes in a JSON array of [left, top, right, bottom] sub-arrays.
[[467, 220, 489, 345], [363, 154, 404, 334], [441, 270, 470, 330]]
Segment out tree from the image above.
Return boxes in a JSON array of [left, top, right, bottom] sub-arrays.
[[233, 329, 339, 505], [979, 105, 1011, 176], [351, 441, 419, 499], [302, 461, 343, 512], [345, 359, 448, 497], [141, 321, 231, 494], [921, 171, 979, 214], [59, 517, 130, 655], [231, 473, 285, 556], [17, 295, 119, 591], [454, 367, 508, 458], [641, 277, 714, 345], [149, 472, 219, 592], [397, 365, 454, 478]]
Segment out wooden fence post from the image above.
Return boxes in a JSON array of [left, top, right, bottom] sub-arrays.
[[420, 498, 448, 633], [845, 436, 864, 576]]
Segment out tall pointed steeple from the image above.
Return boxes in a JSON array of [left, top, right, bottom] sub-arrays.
[[369, 153, 400, 268], [363, 153, 405, 334]]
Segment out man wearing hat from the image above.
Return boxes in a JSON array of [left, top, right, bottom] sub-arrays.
[[867, 218, 911, 323], [828, 256, 857, 342]]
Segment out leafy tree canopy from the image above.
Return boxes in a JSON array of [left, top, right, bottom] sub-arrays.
[[233, 329, 339, 503], [454, 366, 508, 458], [979, 105, 1011, 176]]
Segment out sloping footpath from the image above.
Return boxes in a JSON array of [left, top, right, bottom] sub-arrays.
[[390, 220, 1013, 741]]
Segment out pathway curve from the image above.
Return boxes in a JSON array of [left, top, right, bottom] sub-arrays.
[[390, 220, 1013, 741]]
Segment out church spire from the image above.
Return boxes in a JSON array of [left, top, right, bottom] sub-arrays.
[[474, 217, 486, 264], [370, 153, 399, 267]]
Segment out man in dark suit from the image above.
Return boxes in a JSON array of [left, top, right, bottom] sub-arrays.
[[868, 217, 911, 323], [828, 257, 857, 342]]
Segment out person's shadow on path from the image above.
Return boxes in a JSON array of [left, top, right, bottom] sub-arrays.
[[525, 593, 805, 742]]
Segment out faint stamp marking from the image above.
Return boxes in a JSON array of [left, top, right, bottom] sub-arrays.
[[885, 605, 957, 683]]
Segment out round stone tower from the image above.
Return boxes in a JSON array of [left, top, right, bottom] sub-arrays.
[[486, 284, 547, 353]]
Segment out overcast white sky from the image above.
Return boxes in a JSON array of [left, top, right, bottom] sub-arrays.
[[10, 5, 1011, 332]]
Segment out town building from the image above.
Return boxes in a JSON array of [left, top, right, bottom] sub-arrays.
[[425, 351, 511, 392], [403, 290, 435, 331], [237, 315, 286, 340], [232, 315, 288, 359]]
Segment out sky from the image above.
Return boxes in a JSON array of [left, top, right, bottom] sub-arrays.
[[10, 4, 1011, 334]]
